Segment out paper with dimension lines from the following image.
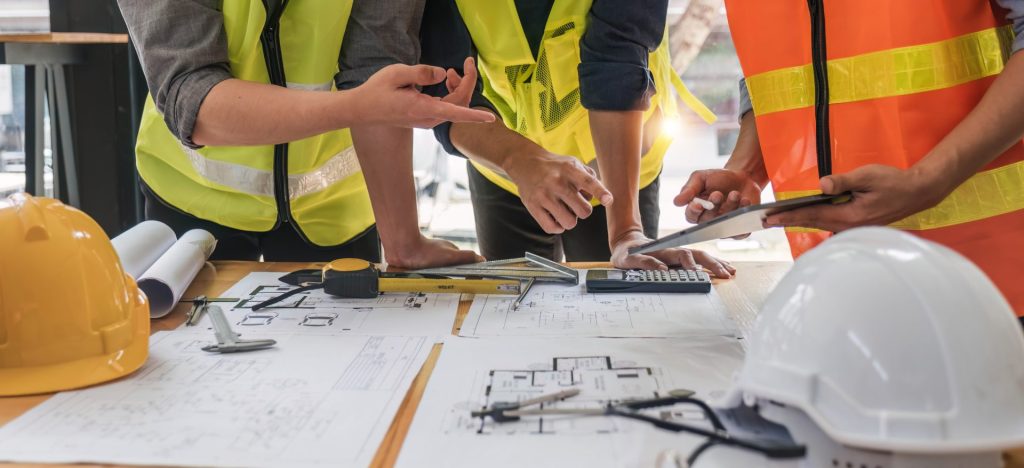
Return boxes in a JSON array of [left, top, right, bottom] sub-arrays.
[[0, 331, 432, 468], [187, 272, 459, 340], [460, 274, 737, 338], [396, 336, 745, 468]]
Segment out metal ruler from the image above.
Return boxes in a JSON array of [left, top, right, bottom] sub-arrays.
[[413, 253, 578, 310], [413, 252, 579, 285]]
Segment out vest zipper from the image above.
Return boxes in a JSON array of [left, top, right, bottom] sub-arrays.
[[807, 0, 832, 178], [259, 0, 309, 240]]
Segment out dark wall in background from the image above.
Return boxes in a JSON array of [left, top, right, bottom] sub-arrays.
[[49, 0, 142, 236], [49, 0, 127, 34]]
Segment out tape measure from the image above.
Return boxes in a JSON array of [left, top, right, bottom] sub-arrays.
[[321, 259, 521, 298]]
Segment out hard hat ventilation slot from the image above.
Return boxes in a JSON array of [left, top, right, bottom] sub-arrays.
[[13, 194, 50, 242]]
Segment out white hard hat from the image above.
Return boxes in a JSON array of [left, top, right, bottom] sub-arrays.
[[727, 227, 1024, 454]]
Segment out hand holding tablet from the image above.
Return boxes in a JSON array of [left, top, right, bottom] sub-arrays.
[[630, 193, 851, 255]]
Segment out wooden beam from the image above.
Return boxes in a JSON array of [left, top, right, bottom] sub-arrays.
[[0, 32, 128, 44], [668, 0, 721, 75]]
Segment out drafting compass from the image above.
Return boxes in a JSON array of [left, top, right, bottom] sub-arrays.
[[182, 295, 239, 326], [200, 305, 276, 353], [473, 389, 806, 460]]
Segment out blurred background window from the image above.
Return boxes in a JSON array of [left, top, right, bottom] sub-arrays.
[[412, 0, 791, 261], [1, 0, 50, 199], [0, 0, 48, 34]]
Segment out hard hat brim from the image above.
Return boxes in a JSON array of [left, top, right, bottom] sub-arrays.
[[0, 300, 150, 397]]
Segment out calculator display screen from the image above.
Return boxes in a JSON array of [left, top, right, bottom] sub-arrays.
[[605, 270, 623, 280]]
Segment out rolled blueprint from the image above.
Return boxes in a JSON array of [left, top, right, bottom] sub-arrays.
[[111, 220, 177, 279], [137, 229, 217, 318]]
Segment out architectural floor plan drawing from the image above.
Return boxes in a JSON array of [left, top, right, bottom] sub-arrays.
[[190, 272, 459, 338], [450, 355, 678, 436], [460, 278, 737, 338], [397, 336, 745, 468], [0, 331, 432, 468]]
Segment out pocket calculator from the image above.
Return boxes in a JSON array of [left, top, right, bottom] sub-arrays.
[[585, 269, 712, 294]]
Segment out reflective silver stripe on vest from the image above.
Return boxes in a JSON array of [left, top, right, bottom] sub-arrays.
[[286, 81, 333, 91], [288, 146, 361, 199], [181, 145, 361, 200]]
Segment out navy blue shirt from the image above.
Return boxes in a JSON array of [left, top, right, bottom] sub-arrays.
[[421, 0, 668, 156]]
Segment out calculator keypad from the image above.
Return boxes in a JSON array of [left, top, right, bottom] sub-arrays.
[[625, 269, 710, 282], [587, 269, 712, 294]]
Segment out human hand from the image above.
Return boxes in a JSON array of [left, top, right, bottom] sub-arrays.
[[673, 169, 763, 224], [504, 151, 613, 234], [763, 164, 942, 232], [385, 235, 484, 269], [354, 58, 495, 129], [610, 231, 735, 278]]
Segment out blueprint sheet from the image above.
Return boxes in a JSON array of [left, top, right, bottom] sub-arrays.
[[189, 272, 460, 339], [396, 336, 745, 468], [460, 275, 737, 337], [0, 331, 432, 468]]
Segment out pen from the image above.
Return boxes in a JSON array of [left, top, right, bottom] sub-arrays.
[[511, 277, 535, 310], [693, 197, 715, 210]]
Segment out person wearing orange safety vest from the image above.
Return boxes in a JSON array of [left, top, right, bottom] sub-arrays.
[[675, 1, 1024, 316]]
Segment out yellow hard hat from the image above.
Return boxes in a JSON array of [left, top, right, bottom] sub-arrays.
[[0, 193, 150, 396]]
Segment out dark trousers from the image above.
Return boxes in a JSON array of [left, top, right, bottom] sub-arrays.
[[467, 162, 660, 262], [142, 183, 381, 262]]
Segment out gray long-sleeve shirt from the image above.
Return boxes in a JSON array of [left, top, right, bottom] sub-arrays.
[[117, 0, 421, 147], [738, 1, 1024, 118]]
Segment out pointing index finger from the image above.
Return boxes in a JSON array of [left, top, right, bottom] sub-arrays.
[[573, 171, 613, 206], [423, 99, 496, 123], [674, 172, 707, 206]]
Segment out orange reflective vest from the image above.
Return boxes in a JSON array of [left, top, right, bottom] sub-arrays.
[[725, 0, 1024, 315]]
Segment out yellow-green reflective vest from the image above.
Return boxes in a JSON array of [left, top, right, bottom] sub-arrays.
[[135, 0, 374, 247], [454, 0, 716, 200]]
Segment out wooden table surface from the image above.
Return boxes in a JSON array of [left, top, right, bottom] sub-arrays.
[[0, 33, 128, 44], [1, 260, 1021, 467]]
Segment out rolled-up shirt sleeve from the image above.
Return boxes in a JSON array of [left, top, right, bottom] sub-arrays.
[[997, 0, 1024, 54], [578, 0, 668, 111], [117, 0, 230, 147], [336, 0, 426, 90], [738, 77, 753, 120]]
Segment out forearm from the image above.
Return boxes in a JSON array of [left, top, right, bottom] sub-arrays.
[[349, 126, 421, 261], [590, 110, 644, 243], [723, 112, 769, 189], [192, 79, 364, 146], [913, 52, 1024, 198], [450, 110, 547, 175]]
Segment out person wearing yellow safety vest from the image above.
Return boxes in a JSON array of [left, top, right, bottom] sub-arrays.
[[675, 1, 1024, 316], [117, 0, 494, 266], [419, 0, 736, 277]]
